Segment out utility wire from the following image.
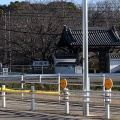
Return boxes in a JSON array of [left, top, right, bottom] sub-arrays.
[[0, 28, 62, 35]]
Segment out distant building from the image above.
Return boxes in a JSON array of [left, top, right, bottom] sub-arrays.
[[54, 54, 82, 74]]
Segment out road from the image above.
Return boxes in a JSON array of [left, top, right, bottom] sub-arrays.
[[0, 108, 97, 120], [0, 97, 119, 120]]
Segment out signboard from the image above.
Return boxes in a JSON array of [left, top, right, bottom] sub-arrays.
[[3, 68, 8, 75], [105, 78, 113, 90], [33, 61, 49, 66], [60, 79, 67, 89]]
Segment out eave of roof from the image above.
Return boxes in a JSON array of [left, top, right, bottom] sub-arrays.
[[109, 53, 120, 59], [55, 62, 76, 65], [55, 54, 76, 59], [58, 26, 120, 47]]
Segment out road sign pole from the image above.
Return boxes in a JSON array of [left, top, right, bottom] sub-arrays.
[[82, 0, 90, 116], [104, 78, 113, 119], [105, 89, 110, 119]]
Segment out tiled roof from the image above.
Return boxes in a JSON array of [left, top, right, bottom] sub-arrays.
[[109, 53, 120, 59], [58, 26, 120, 47]]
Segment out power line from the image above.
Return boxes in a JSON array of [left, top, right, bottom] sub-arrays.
[[0, 28, 62, 35]]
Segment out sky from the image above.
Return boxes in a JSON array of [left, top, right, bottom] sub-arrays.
[[0, 0, 24, 5], [0, 0, 102, 5]]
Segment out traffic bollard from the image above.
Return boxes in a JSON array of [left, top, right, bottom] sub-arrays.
[[63, 88, 69, 114], [31, 86, 35, 111]]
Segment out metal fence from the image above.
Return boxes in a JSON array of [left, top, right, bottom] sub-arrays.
[[3, 64, 99, 74], [0, 73, 120, 119]]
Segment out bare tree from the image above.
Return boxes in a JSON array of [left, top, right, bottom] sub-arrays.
[[88, 0, 120, 29], [7, 1, 81, 64], [0, 0, 119, 66]]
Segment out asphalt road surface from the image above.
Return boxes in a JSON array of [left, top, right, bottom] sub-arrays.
[[0, 108, 96, 120]]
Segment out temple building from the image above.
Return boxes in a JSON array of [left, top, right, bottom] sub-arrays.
[[56, 25, 120, 73]]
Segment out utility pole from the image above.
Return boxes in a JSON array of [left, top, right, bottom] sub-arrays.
[[4, 13, 7, 65], [82, 0, 90, 116], [8, 11, 11, 72]]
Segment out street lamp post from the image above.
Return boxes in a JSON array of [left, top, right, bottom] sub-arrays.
[[82, 0, 90, 116]]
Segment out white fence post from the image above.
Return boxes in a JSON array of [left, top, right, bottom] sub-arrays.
[[39, 75, 41, 83], [102, 74, 105, 104], [63, 88, 69, 114], [21, 75, 24, 99], [105, 89, 111, 119], [2, 85, 6, 107], [31, 86, 35, 111], [103, 74, 105, 94], [83, 77, 90, 116], [58, 73, 60, 101]]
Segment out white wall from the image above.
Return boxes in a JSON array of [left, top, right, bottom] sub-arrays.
[[75, 66, 82, 74], [54, 65, 82, 74], [55, 66, 75, 74], [110, 59, 120, 73]]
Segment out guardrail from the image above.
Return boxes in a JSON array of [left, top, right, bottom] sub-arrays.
[[0, 73, 120, 119]]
